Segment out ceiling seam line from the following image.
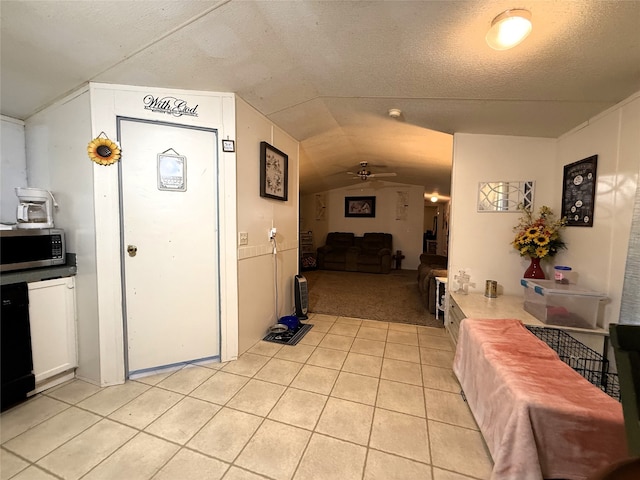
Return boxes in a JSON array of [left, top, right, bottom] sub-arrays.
[[86, 0, 233, 83], [265, 95, 613, 116]]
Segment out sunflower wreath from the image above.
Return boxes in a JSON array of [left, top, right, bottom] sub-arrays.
[[87, 133, 121, 166]]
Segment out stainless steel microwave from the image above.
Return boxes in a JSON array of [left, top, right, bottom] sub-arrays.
[[0, 228, 66, 272]]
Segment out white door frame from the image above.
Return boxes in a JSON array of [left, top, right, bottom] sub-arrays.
[[116, 116, 221, 376], [90, 84, 238, 386]]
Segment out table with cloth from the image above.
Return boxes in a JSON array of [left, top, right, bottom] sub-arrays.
[[453, 318, 627, 480]]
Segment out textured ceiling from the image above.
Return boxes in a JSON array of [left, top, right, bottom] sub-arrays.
[[2, 1, 639, 197]]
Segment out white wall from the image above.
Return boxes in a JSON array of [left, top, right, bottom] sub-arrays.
[[302, 182, 424, 269], [555, 93, 640, 328], [24, 88, 102, 382], [1, 116, 28, 223], [236, 98, 300, 354], [449, 134, 557, 294], [450, 92, 640, 330]]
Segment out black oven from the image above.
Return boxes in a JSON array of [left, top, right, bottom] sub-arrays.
[[0, 229, 66, 272], [1, 282, 35, 411]]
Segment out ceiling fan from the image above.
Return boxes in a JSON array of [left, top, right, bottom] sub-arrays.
[[347, 161, 397, 181]]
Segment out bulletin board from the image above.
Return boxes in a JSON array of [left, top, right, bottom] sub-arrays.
[[562, 155, 598, 227]]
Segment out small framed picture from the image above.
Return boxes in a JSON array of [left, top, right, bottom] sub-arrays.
[[157, 153, 187, 192], [345, 196, 376, 218], [222, 139, 235, 152], [260, 141, 288, 201]]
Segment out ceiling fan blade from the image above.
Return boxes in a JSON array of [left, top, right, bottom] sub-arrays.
[[368, 172, 397, 178]]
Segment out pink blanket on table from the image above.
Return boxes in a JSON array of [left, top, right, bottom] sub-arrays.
[[453, 318, 627, 480]]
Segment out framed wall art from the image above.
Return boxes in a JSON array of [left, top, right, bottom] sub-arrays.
[[260, 141, 288, 201], [345, 196, 376, 218], [562, 155, 598, 227], [222, 139, 235, 152], [477, 180, 534, 212], [315, 194, 326, 220], [157, 152, 187, 192]]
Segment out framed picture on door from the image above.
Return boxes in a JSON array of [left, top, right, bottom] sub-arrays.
[[260, 141, 288, 201], [157, 153, 187, 192]]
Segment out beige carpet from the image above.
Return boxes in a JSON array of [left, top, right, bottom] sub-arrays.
[[303, 269, 442, 327]]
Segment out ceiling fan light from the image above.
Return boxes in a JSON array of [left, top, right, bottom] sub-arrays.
[[486, 9, 532, 50]]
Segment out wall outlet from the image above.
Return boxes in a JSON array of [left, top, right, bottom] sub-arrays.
[[239, 232, 248, 245], [269, 227, 277, 240]]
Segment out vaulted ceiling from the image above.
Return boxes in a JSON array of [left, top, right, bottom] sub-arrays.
[[2, 1, 639, 198]]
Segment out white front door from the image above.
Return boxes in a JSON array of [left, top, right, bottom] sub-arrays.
[[119, 118, 219, 374]]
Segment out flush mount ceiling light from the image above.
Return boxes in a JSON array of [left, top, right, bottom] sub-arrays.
[[388, 108, 402, 118], [486, 9, 532, 50], [430, 195, 438, 203]]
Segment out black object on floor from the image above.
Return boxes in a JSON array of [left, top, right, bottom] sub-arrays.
[[1, 282, 36, 412], [263, 323, 313, 346]]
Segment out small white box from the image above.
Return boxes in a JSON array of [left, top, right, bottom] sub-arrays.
[[521, 279, 606, 329]]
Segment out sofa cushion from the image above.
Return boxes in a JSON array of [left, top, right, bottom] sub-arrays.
[[326, 232, 355, 249], [418, 254, 447, 269], [324, 251, 348, 263], [361, 233, 392, 254], [357, 254, 383, 265], [417, 254, 448, 314]]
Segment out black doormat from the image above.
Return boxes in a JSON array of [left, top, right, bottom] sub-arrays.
[[263, 323, 314, 346]]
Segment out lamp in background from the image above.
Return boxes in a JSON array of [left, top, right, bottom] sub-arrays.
[[486, 9, 532, 50]]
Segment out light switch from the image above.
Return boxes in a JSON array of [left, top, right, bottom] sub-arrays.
[[239, 232, 249, 245]]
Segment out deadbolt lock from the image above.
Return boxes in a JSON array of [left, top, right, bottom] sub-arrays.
[[127, 245, 137, 257]]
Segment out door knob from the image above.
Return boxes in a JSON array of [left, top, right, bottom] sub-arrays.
[[127, 245, 138, 257]]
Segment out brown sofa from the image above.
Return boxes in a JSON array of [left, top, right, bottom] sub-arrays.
[[417, 253, 448, 314], [317, 232, 392, 274]]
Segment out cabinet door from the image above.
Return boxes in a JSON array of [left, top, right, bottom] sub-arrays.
[[446, 297, 465, 345], [28, 277, 77, 382]]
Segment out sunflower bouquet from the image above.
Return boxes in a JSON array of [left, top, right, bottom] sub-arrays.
[[512, 205, 567, 259]]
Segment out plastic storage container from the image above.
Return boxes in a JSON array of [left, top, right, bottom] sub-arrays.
[[520, 279, 606, 329]]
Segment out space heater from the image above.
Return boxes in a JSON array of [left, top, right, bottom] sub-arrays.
[[294, 274, 309, 319]]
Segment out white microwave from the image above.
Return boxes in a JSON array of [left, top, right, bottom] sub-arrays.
[[0, 229, 66, 272]]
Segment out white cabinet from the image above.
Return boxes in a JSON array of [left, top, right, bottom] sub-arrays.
[[446, 295, 465, 345], [28, 277, 77, 385]]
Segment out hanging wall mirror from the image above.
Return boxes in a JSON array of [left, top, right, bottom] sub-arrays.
[[477, 181, 534, 212]]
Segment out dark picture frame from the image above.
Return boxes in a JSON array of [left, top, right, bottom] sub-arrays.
[[260, 141, 288, 201], [345, 196, 376, 217], [562, 155, 598, 227]]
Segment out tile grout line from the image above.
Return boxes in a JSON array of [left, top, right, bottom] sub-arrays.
[[4, 315, 475, 480]]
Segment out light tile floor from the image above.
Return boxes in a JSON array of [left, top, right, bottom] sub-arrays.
[[1, 314, 493, 480]]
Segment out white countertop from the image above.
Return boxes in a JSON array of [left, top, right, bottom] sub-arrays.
[[449, 291, 608, 336]]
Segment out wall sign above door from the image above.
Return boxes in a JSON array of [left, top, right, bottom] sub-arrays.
[[143, 95, 199, 117]]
